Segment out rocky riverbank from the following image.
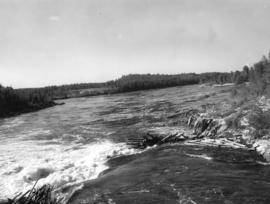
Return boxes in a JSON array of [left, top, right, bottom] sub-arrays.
[[0, 101, 64, 119], [130, 96, 270, 163]]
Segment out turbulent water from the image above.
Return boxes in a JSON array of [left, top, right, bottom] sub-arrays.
[[1, 85, 270, 204]]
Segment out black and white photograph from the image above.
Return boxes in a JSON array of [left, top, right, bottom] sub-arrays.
[[1, 0, 270, 203]]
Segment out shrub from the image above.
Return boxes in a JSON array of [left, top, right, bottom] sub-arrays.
[[224, 111, 243, 129], [248, 107, 270, 130], [248, 107, 270, 138]]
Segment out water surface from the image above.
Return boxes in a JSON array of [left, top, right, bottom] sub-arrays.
[[0, 85, 269, 203]]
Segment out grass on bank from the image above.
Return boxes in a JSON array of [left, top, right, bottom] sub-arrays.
[[3, 182, 59, 204], [228, 81, 270, 139]]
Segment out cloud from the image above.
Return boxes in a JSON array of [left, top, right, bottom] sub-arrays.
[[208, 27, 218, 43], [0, 0, 270, 88], [48, 16, 60, 21]]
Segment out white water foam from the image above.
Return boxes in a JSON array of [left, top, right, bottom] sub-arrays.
[[0, 139, 139, 201], [256, 161, 270, 166], [185, 153, 212, 160]]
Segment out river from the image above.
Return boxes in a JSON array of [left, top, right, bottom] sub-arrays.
[[0, 85, 270, 204]]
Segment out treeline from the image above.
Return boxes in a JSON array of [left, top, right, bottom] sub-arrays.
[[230, 54, 270, 97], [1, 51, 270, 118], [109, 73, 200, 92], [109, 52, 270, 93], [109, 72, 234, 92], [246, 55, 270, 95], [12, 52, 270, 101], [0, 85, 56, 118], [107, 71, 235, 92], [17, 82, 106, 100]]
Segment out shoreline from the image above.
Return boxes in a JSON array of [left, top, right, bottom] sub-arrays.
[[0, 101, 64, 119], [2, 84, 270, 204]]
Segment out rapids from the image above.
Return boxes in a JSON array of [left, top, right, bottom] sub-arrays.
[[1, 85, 270, 203]]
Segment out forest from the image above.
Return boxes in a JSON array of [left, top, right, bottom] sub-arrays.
[[0, 85, 56, 118], [113, 52, 265, 94], [1, 52, 270, 118], [110, 53, 270, 93]]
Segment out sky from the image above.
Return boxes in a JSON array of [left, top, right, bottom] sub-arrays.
[[0, 0, 270, 88]]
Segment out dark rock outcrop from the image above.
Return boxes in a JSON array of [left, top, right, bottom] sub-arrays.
[[130, 132, 187, 149]]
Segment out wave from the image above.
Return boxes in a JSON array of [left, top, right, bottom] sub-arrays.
[[185, 153, 212, 160], [0, 140, 140, 202]]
